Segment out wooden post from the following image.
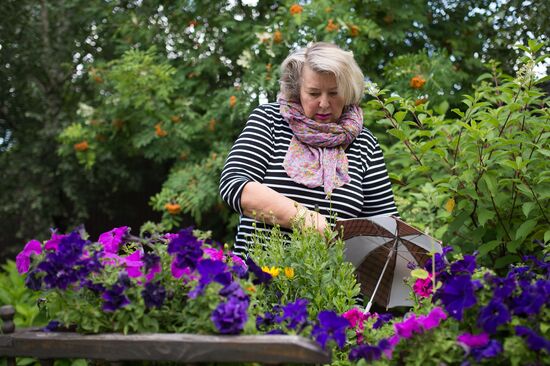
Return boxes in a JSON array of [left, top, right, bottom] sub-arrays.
[[0, 305, 16, 366]]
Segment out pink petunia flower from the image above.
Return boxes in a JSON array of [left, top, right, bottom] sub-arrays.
[[394, 314, 423, 339], [418, 307, 447, 330], [203, 247, 224, 261], [44, 231, 65, 251], [98, 226, 128, 254], [457, 332, 490, 350], [122, 250, 144, 278], [16, 239, 42, 274], [413, 272, 434, 298]]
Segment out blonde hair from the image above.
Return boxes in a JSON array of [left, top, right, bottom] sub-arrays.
[[279, 42, 365, 105]]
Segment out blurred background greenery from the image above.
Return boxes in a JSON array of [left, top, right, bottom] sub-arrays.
[[0, 0, 548, 267]]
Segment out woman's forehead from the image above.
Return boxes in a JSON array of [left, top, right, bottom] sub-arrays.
[[301, 65, 337, 89]]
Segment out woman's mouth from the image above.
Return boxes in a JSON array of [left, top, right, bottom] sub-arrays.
[[316, 113, 331, 120]]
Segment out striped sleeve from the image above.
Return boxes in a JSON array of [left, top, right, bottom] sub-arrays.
[[361, 131, 399, 217], [219, 105, 275, 214]]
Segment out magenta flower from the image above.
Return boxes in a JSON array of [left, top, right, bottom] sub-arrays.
[[343, 308, 370, 329], [413, 273, 433, 298], [394, 314, 422, 339], [44, 231, 65, 251], [457, 332, 489, 350], [98, 226, 128, 254], [417, 307, 447, 330], [16, 239, 42, 274], [203, 247, 224, 261], [122, 250, 144, 278]]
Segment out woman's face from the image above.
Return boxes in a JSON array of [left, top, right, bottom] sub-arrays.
[[299, 65, 345, 124]]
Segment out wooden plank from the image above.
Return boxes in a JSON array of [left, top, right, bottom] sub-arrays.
[[0, 330, 330, 364]]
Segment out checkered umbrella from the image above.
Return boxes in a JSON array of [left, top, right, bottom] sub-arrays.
[[335, 215, 443, 313]]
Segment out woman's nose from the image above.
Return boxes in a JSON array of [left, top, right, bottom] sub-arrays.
[[319, 95, 330, 108]]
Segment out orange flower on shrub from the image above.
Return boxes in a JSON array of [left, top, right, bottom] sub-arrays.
[[165, 203, 182, 215], [229, 95, 237, 108], [73, 140, 89, 152], [155, 123, 167, 137], [326, 19, 339, 32], [289, 4, 303, 15], [273, 30, 283, 44], [349, 24, 360, 37], [410, 75, 426, 89]]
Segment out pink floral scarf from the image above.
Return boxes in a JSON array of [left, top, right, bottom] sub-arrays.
[[279, 97, 363, 195]]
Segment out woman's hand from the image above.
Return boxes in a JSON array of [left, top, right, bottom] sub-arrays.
[[302, 209, 328, 234]]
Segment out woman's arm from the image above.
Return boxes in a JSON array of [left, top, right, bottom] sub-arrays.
[[241, 181, 327, 233]]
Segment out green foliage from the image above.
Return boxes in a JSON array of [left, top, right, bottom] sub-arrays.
[[248, 223, 360, 318], [366, 42, 550, 267], [0, 261, 46, 329]]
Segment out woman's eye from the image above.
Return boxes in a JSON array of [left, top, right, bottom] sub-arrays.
[[309, 93, 320, 97]]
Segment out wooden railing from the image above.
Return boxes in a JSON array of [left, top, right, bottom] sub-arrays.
[[0, 305, 330, 365]]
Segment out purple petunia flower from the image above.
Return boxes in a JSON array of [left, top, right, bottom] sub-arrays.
[[98, 226, 128, 254], [485, 273, 516, 300], [436, 274, 477, 320], [450, 255, 476, 275], [515, 326, 550, 353], [43, 320, 61, 332], [102, 272, 131, 312], [188, 259, 231, 299], [424, 246, 453, 273], [24, 270, 43, 290], [510, 281, 547, 316], [276, 298, 309, 330], [311, 310, 350, 350], [349, 343, 382, 362], [16, 239, 42, 274], [167, 227, 203, 271], [245, 257, 272, 285], [470, 339, 502, 361], [141, 281, 166, 309], [211, 296, 249, 334], [373, 313, 393, 329], [477, 299, 511, 334]]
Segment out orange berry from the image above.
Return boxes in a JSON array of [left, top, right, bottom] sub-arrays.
[[112, 119, 125, 130], [208, 118, 216, 132], [410, 75, 426, 89], [415, 98, 428, 106], [229, 95, 237, 108], [349, 25, 360, 37], [266, 63, 272, 72], [326, 19, 339, 32], [93, 75, 103, 84], [383, 14, 394, 24], [273, 30, 283, 44], [73, 140, 89, 152], [155, 123, 168, 137], [289, 4, 303, 15], [165, 203, 182, 215]]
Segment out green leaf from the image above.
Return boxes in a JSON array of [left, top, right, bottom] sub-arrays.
[[544, 230, 550, 244], [411, 268, 429, 279], [434, 100, 449, 115], [507, 239, 523, 253], [394, 110, 407, 123], [515, 219, 538, 240], [522, 202, 537, 218], [387, 128, 407, 141], [477, 240, 500, 257], [477, 207, 495, 226], [495, 255, 521, 269]]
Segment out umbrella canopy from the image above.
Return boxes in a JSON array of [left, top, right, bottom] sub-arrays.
[[335, 215, 443, 312]]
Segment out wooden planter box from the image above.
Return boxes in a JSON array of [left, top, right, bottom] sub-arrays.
[[0, 305, 330, 365]]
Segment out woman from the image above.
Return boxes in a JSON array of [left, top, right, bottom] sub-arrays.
[[220, 42, 398, 256]]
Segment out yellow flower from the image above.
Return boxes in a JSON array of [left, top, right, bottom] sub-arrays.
[[262, 266, 280, 277], [445, 198, 456, 213], [284, 267, 295, 279]]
